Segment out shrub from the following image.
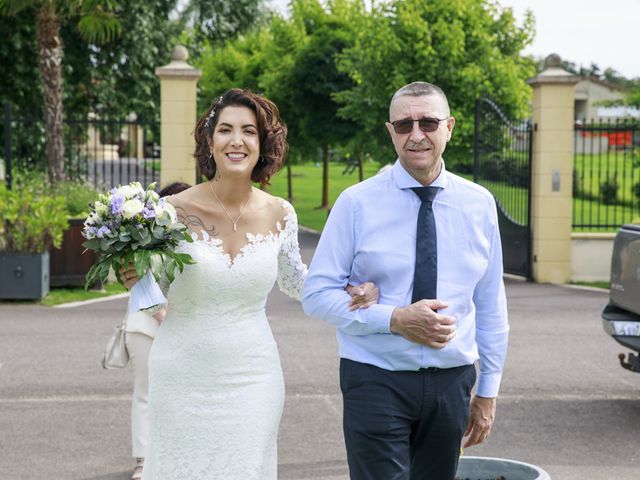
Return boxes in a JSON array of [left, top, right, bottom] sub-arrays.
[[0, 176, 69, 253], [633, 181, 640, 206], [600, 175, 619, 205], [52, 179, 100, 218]]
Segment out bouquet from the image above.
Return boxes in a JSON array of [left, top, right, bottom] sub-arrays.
[[82, 181, 195, 311]]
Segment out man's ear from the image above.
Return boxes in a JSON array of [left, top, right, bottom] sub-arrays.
[[385, 122, 395, 138], [445, 116, 456, 142]]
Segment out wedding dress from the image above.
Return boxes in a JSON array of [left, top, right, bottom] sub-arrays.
[[142, 199, 307, 479]]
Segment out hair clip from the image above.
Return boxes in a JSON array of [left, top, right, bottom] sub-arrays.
[[204, 95, 224, 128]]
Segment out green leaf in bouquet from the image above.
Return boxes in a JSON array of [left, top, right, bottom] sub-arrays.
[[139, 235, 152, 247], [165, 260, 177, 284], [175, 252, 197, 265], [82, 238, 100, 250], [156, 215, 170, 227], [149, 251, 164, 281], [133, 250, 148, 278], [182, 230, 195, 243], [152, 226, 165, 240], [84, 256, 111, 289], [119, 233, 131, 242]]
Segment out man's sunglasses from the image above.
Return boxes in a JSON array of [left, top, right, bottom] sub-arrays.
[[390, 117, 449, 134]]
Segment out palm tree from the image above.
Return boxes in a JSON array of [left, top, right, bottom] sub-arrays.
[[0, 0, 120, 183]]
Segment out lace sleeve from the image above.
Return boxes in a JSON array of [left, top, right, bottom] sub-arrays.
[[276, 200, 308, 300]]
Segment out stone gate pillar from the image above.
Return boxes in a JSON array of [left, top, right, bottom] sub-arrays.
[[155, 45, 201, 187], [526, 54, 579, 283]]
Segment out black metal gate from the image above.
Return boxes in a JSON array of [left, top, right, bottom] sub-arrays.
[[473, 98, 533, 279], [2, 102, 159, 190]]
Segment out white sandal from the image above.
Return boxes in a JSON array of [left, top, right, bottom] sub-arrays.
[[131, 457, 144, 480]]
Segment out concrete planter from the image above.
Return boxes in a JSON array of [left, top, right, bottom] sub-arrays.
[[0, 252, 50, 300], [456, 456, 550, 480]]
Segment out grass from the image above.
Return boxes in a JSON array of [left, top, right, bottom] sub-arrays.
[[40, 282, 127, 306], [472, 150, 640, 231], [570, 280, 610, 290], [267, 161, 384, 231]]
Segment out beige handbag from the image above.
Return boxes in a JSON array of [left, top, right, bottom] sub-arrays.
[[102, 321, 130, 369]]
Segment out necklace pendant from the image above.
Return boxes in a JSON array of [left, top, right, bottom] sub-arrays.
[[233, 223, 237, 232]]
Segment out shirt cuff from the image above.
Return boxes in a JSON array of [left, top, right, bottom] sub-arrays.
[[363, 304, 395, 334], [475, 372, 502, 398]]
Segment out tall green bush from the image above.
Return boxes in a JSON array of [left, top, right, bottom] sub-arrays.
[[0, 175, 69, 253]]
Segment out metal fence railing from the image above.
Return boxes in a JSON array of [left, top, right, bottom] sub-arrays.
[[2, 102, 160, 190], [573, 118, 640, 230]]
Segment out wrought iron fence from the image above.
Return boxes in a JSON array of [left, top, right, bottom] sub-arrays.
[[473, 98, 532, 226], [573, 118, 640, 230], [2, 102, 160, 190], [473, 98, 533, 278]]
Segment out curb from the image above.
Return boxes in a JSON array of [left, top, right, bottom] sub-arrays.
[[52, 292, 129, 309]]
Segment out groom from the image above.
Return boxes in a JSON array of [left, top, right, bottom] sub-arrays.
[[302, 81, 509, 479]]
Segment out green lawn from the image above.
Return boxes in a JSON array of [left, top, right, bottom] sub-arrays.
[[41, 282, 127, 306], [574, 151, 640, 205], [267, 161, 384, 231], [0, 281, 127, 307], [473, 150, 640, 231]]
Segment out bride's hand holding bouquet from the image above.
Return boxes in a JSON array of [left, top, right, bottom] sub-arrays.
[[82, 181, 195, 311]]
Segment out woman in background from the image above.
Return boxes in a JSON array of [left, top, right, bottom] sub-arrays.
[[125, 182, 190, 480]]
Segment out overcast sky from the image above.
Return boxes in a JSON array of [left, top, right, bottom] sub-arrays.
[[267, 0, 638, 79]]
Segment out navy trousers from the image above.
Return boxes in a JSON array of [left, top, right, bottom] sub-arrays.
[[340, 358, 476, 480]]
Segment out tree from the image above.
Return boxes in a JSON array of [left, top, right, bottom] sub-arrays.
[[178, 0, 265, 59], [68, 1, 180, 121], [0, 10, 42, 115], [261, 0, 362, 208], [335, 0, 537, 169], [0, 0, 121, 183]]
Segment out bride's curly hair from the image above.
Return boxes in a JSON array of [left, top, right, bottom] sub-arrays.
[[194, 88, 288, 185]]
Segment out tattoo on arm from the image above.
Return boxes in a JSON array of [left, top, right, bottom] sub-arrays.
[[175, 207, 218, 237]]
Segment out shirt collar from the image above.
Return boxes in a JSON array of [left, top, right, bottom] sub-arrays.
[[391, 159, 449, 191]]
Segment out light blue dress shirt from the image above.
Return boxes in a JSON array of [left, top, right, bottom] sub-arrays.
[[301, 160, 509, 398]]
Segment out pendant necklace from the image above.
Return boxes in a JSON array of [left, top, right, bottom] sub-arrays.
[[209, 181, 252, 232]]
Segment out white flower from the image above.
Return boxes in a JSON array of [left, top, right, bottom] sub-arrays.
[[119, 185, 136, 199], [84, 211, 100, 226], [119, 182, 144, 200], [146, 190, 160, 203], [163, 202, 178, 223], [94, 201, 108, 217], [153, 203, 165, 218], [122, 199, 144, 219]]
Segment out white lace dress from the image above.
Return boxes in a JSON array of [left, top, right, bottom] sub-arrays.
[[141, 200, 307, 480]]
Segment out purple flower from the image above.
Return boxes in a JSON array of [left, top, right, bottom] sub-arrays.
[[142, 207, 156, 219], [110, 192, 125, 215], [83, 226, 98, 239], [96, 226, 111, 238]]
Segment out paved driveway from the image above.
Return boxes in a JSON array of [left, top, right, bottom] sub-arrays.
[[0, 230, 638, 479]]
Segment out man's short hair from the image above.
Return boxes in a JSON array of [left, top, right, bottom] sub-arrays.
[[390, 82, 450, 116]]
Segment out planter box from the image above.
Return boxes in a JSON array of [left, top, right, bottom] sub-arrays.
[[49, 218, 97, 287], [0, 252, 50, 300]]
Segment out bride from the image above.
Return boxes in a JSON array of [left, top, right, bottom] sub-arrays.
[[121, 88, 378, 479]]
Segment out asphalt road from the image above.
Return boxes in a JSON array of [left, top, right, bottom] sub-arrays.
[[1, 230, 639, 479]]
